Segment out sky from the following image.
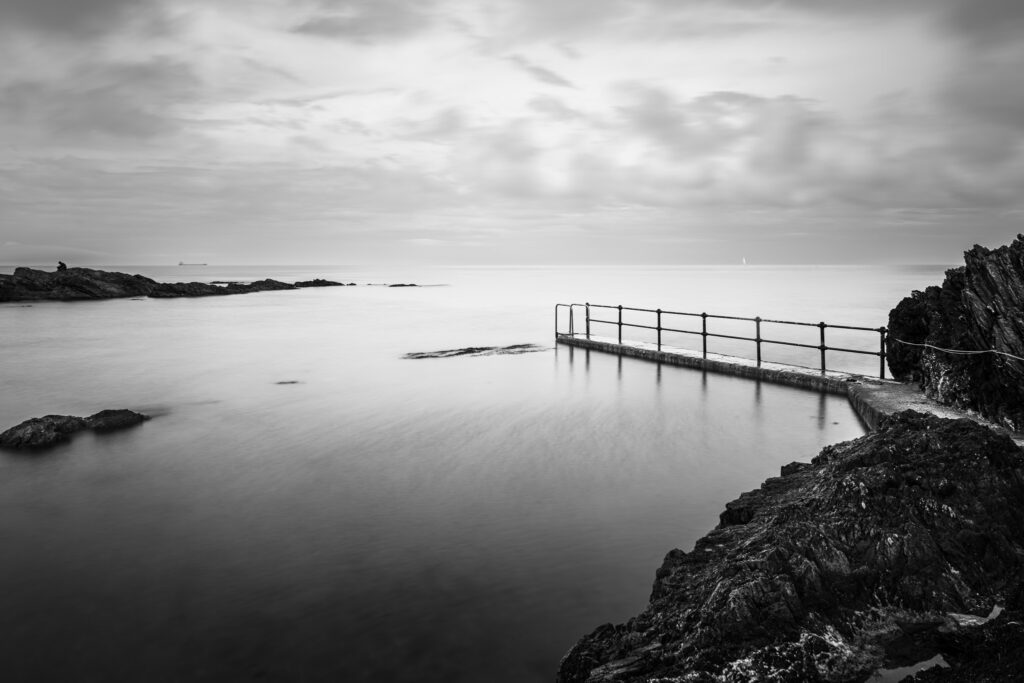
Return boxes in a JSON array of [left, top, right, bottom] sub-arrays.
[[1, 0, 1023, 266]]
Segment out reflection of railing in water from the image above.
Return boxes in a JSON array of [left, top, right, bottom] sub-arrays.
[[555, 302, 888, 379]]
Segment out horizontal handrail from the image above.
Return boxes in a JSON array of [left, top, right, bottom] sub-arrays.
[[554, 302, 888, 378]]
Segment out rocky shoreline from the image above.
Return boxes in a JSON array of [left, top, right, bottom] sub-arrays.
[[558, 237, 1024, 682], [558, 411, 1024, 682], [0, 266, 379, 302]]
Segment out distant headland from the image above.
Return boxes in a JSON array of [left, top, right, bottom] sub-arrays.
[[0, 266, 360, 302]]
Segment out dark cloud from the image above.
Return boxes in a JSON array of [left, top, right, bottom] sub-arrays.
[[293, 0, 437, 42], [1, 58, 201, 141], [0, 0, 165, 36], [506, 55, 575, 88], [940, 55, 1024, 132], [941, 0, 1024, 45]]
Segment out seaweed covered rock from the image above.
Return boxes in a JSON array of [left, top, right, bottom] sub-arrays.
[[887, 235, 1024, 431], [557, 411, 1024, 683]]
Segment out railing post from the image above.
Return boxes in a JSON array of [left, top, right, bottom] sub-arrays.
[[656, 309, 662, 351], [755, 316, 762, 367], [701, 312, 708, 358], [818, 322, 827, 374], [617, 305, 623, 345], [879, 326, 887, 379], [585, 303, 591, 340]]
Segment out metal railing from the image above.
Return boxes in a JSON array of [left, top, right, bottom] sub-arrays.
[[555, 302, 888, 379]]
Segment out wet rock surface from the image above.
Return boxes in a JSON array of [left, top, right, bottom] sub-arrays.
[[907, 608, 1024, 681], [887, 235, 1024, 431], [0, 267, 349, 302], [403, 344, 548, 359], [557, 411, 1024, 683], [0, 410, 150, 450]]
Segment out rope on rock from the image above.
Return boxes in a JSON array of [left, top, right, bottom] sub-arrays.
[[889, 337, 1024, 363]]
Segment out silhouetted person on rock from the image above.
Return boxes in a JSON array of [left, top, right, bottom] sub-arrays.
[[57, 261, 67, 272]]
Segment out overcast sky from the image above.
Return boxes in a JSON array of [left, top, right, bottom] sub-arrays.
[[2, 0, 1023, 265]]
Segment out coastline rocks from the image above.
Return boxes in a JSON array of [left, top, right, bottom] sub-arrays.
[[0, 267, 157, 301], [0, 410, 150, 450], [887, 235, 1024, 431], [294, 279, 347, 287], [0, 267, 350, 302], [557, 411, 1024, 683]]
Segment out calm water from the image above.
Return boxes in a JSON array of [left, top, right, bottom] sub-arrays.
[[0, 264, 948, 682]]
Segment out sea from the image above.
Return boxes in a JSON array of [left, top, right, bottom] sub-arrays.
[[0, 264, 950, 682]]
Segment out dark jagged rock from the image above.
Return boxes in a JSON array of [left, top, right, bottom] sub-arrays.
[[908, 609, 1024, 681], [85, 409, 150, 433], [887, 235, 1024, 431], [0, 267, 158, 301], [403, 344, 548, 359], [0, 267, 352, 302], [0, 415, 88, 449], [294, 279, 345, 287], [557, 411, 1024, 683], [388, 283, 418, 287], [0, 410, 149, 450], [150, 278, 296, 298]]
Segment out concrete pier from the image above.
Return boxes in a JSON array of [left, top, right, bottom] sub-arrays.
[[557, 333, 1024, 446]]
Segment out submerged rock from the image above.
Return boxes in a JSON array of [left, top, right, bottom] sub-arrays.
[[403, 344, 548, 359], [0, 410, 150, 450], [887, 235, 1024, 431], [557, 411, 1024, 682]]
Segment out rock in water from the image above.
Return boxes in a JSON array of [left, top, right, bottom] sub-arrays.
[[0, 415, 88, 449], [85, 409, 150, 432], [0, 410, 150, 450], [294, 279, 343, 287], [0, 266, 345, 302], [887, 234, 1024, 431], [556, 411, 1024, 683]]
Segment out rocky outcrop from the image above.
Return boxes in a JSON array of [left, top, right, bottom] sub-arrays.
[[887, 235, 1024, 431], [84, 409, 150, 432], [403, 344, 548, 359], [0, 410, 150, 450], [0, 267, 349, 302], [294, 279, 349, 287], [557, 411, 1024, 683]]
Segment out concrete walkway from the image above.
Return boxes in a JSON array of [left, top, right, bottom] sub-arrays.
[[557, 334, 1024, 447]]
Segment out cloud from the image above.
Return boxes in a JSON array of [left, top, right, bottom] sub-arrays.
[[0, 0, 169, 38], [398, 107, 466, 141], [941, 0, 1024, 46], [528, 96, 584, 121], [506, 55, 576, 88], [0, 58, 201, 142], [293, 0, 438, 42]]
